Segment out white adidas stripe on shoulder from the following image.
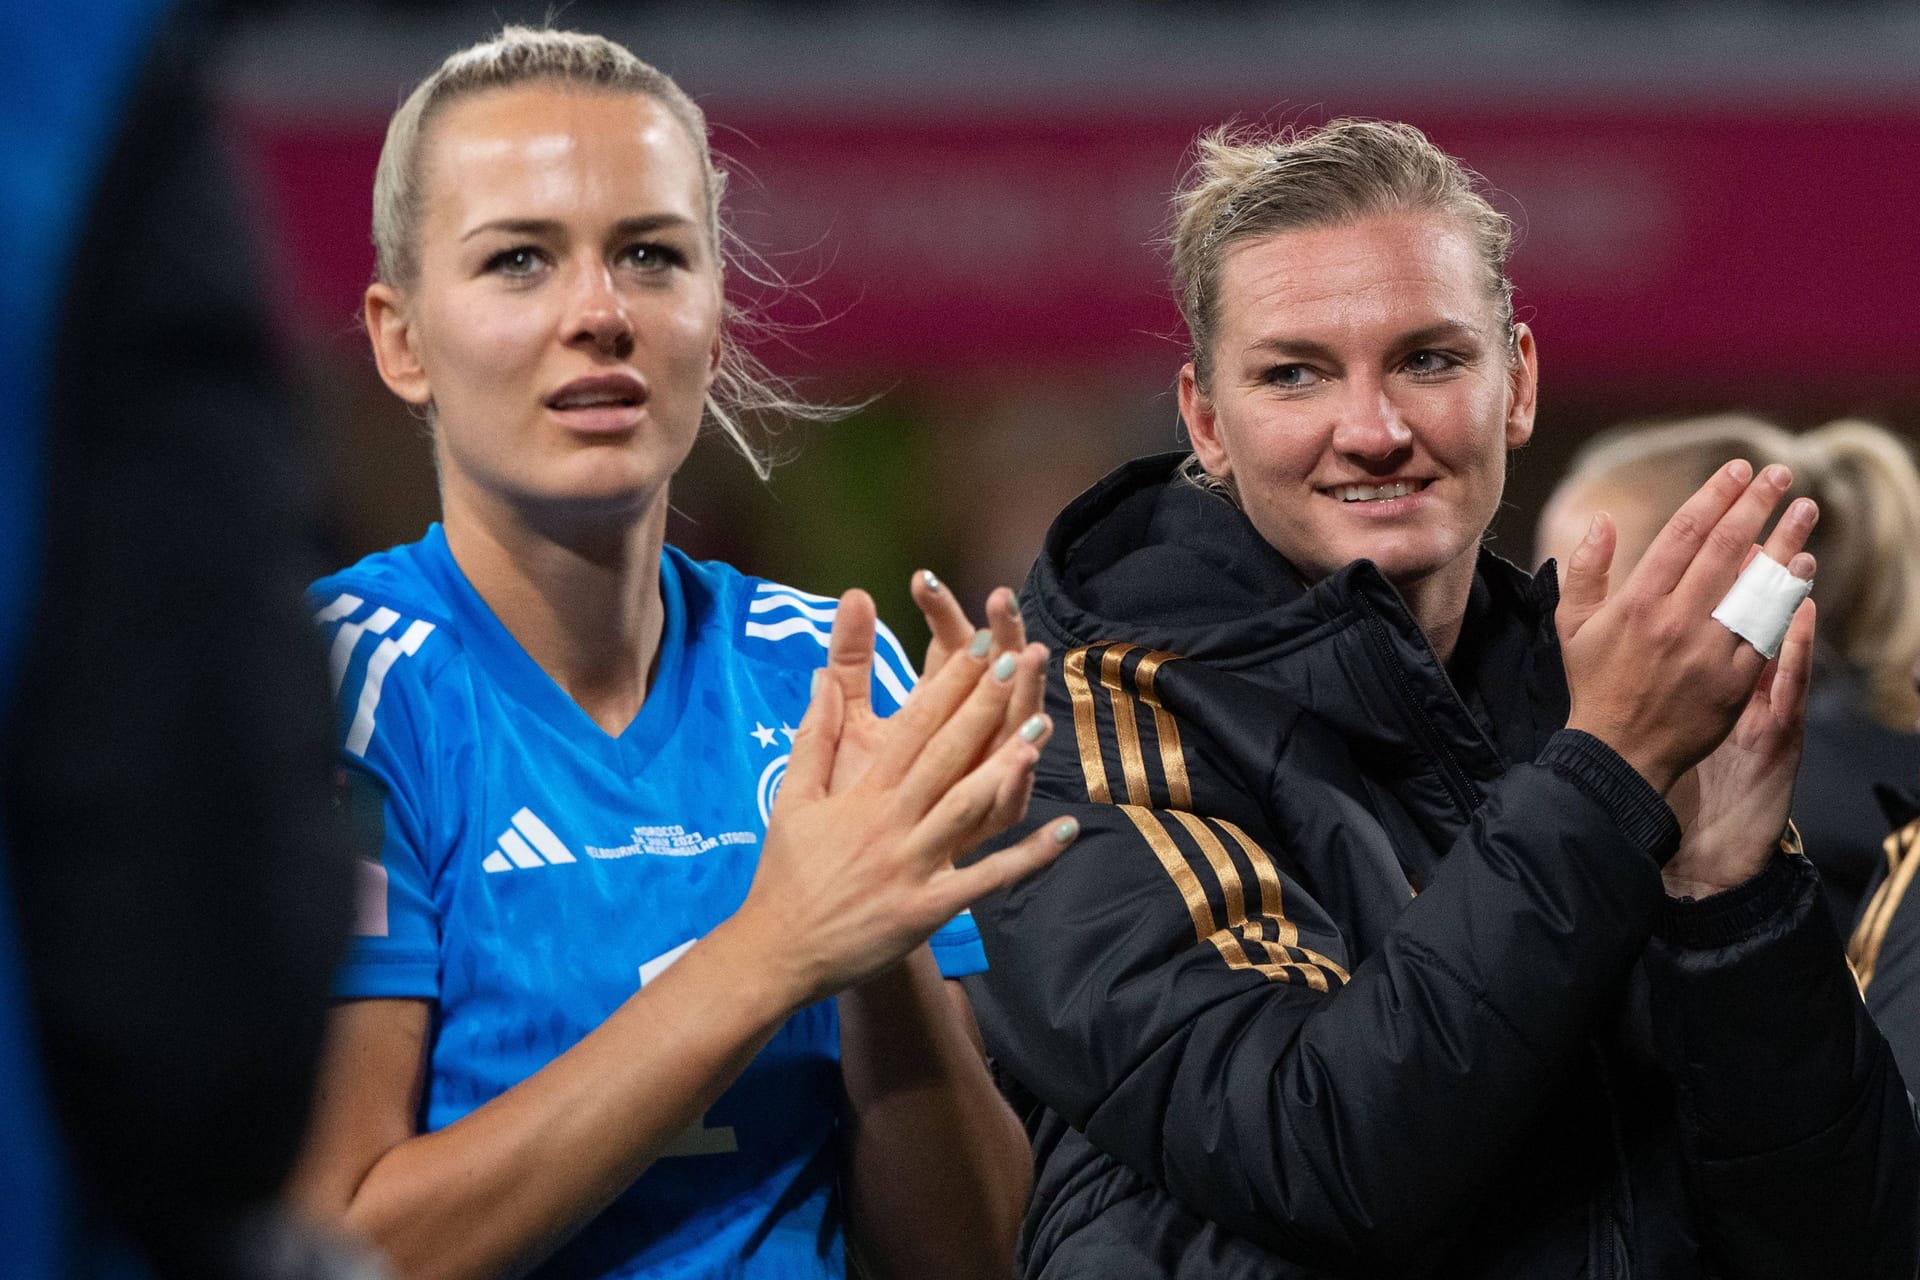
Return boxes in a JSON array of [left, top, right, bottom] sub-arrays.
[[744, 581, 918, 706], [748, 591, 839, 623], [752, 580, 837, 605], [317, 594, 438, 759]]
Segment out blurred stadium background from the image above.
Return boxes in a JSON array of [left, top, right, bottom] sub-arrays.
[[215, 0, 1920, 650]]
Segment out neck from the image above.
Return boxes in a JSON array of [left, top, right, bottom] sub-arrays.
[[1393, 556, 1477, 669], [441, 477, 670, 736]]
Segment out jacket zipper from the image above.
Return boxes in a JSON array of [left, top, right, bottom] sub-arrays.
[[1356, 597, 1483, 820]]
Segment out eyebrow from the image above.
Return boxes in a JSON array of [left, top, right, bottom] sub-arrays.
[[460, 213, 699, 243], [1244, 319, 1487, 361]]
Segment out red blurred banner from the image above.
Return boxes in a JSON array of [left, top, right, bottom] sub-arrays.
[[238, 105, 1920, 392]]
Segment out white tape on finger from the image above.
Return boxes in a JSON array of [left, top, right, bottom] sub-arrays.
[[1711, 553, 1812, 660]]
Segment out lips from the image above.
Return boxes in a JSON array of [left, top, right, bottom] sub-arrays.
[[545, 373, 648, 412]]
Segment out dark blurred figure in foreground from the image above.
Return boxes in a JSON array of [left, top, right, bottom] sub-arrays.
[[1537, 415, 1920, 935], [1848, 655, 1920, 1091], [0, 2, 362, 1275]]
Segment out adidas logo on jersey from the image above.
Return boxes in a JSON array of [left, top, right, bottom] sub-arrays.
[[481, 808, 579, 874]]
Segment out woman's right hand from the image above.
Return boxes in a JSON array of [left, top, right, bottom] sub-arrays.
[[730, 598, 1074, 1006], [1557, 459, 1817, 795]]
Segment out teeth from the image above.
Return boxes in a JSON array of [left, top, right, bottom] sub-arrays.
[[1336, 482, 1418, 503]]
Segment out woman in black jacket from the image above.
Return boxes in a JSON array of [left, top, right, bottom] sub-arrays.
[[963, 118, 1919, 1278]]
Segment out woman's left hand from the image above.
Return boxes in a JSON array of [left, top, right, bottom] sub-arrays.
[[1663, 585, 1817, 901]]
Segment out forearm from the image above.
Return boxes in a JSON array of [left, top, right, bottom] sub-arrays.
[[838, 948, 1030, 1280], [342, 919, 799, 1280]]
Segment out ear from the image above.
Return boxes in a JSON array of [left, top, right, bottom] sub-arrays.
[[365, 282, 432, 407], [1178, 362, 1231, 478], [1504, 322, 1539, 449]]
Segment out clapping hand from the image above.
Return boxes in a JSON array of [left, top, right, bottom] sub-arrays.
[[1557, 460, 1818, 842], [736, 576, 1067, 1004]]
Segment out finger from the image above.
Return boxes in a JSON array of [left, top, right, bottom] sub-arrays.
[[913, 569, 974, 677], [777, 670, 844, 809], [1768, 598, 1817, 729], [919, 712, 1050, 849], [1000, 642, 1048, 743], [934, 815, 1081, 911], [1629, 458, 1752, 597], [1673, 463, 1795, 609], [1759, 497, 1819, 569], [889, 647, 1027, 819], [827, 589, 879, 721], [864, 627, 995, 787], [986, 586, 1026, 655], [985, 712, 1052, 827], [1554, 511, 1616, 643]]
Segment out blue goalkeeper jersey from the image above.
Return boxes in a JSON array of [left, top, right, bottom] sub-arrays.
[[311, 525, 985, 1280]]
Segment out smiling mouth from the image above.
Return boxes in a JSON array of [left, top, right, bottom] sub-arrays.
[[1330, 480, 1429, 503]]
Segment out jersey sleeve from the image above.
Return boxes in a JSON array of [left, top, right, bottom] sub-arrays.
[[929, 908, 986, 977], [313, 591, 447, 1000]]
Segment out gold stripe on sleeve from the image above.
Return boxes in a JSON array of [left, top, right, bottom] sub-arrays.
[[1174, 810, 1331, 990], [1850, 817, 1920, 993], [1097, 644, 1151, 806], [1166, 809, 1246, 933], [1120, 803, 1234, 957], [1214, 817, 1352, 987], [1063, 647, 1111, 804], [1133, 650, 1193, 811]]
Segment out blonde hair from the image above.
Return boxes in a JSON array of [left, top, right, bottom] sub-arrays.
[[1562, 414, 1920, 729], [1168, 117, 1517, 390], [372, 26, 831, 478]]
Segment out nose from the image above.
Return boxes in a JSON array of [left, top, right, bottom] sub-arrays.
[[566, 263, 635, 360], [1330, 376, 1414, 466]]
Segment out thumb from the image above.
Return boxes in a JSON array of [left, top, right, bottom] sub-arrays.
[[779, 669, 845, 808], [1555, 511, 1616, 644]]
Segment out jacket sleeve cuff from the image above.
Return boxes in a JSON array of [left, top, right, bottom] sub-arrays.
[[1655, 853, 1801, 949], [1536, 729, 1681, 865]]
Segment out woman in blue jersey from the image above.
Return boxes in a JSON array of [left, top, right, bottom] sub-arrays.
[[288, 27, 1073, 1280]]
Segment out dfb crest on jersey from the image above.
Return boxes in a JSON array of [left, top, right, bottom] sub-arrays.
[[756, 754, 789, 825]]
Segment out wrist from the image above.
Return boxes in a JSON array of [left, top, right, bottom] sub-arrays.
[[701, 912, 815, 1023]]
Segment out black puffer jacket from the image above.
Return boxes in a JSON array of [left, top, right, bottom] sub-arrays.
[[965, 454, 1918, 1279]]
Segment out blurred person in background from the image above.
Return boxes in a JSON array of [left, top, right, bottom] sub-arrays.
[[1, 1, 365, 1277], [962, 118, 1918, 1278], [1850, 652, 1920, 1099], [286, 27, 1071, 1280], [1536, 415, 1920, 935]]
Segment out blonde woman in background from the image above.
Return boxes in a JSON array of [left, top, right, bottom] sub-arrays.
[[1536, 415, 1920, 933]]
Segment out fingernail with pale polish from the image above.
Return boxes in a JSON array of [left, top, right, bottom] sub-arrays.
[[810, 669, 825, 698], [1019, 714, 1047, 742], [969, 629, 992, 658], [1051, 817, 1080, 843], [992, 653, 1017, 681], [921, 570, 942, 593]]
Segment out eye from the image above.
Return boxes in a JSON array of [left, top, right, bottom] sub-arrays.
[[1261, 363, 1320, 389], [482, 246, 547, 278], [618, 241, 689, 273], [1403, 349, 1462, 377]]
